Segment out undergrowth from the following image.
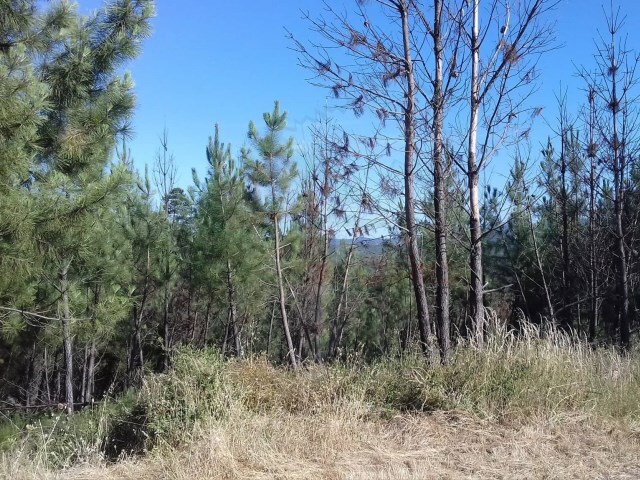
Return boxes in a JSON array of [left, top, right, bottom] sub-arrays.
[[2, 322, 639, 475]]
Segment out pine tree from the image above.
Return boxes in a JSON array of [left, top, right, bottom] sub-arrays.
[[0, 1, 72, 309], [120, 164, 174, 384], [193, 124, 265, 356], [7, 0, 155, 412], [74, 196, 132, 404], [244, 102, 299, 369]]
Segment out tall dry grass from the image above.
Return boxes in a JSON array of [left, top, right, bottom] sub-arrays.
[[3, 321, 640, 479]]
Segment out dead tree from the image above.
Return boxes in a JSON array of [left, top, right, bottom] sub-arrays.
[[292, 0, 462, 358], [298, 117, 364, 361], [579, 6, 640, 349], [409, 0, 468, 363], [585, 87, 602, 342], [462, 0, 558, 345]]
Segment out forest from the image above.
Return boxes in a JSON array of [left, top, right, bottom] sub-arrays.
[[2, 0, 640, 477]]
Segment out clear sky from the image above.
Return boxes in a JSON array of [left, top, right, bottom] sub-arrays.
[[76, 0, 640, 190]]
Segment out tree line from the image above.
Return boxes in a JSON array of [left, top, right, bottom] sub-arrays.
[[1, 0, 639, 412]]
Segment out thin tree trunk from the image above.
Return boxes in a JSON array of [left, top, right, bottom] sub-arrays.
[[400, 0, 433, 359], [587, 90, 598, 343], [297, 332, 305, 363], [468, 0, 484, 347], [191, 311, 198, 344], [162, 286, 170, 371], [614, 164, 629, 348], [432, 0, 451, 364], [130, 248, 148, 384], [287, 279, 317, 362], [311, 167, 330, 363], [44, 347, 51, 404], [328, 185, 366, 359], [528, 207, 556, 324], [129, 302, 145, 386], [26, 341, 44, 407], [82, 286, 98, 403], [202, 300, 212, 347], [80, 345, 88, 404], [267, 301, 276, 358], [227, 259, 243, 357], [560, 129, 571, 331], [502, 236, 532, 321], [85, 339, 96, 403], [273, 215, 298, 369], [55, 352, 61, 403], [610, 46, 630, 349], [60, 260, 74, 414], [222, 314, 230, 355]]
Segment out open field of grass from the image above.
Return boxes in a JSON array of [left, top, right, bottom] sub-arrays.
[[3, 324, 640, 479]]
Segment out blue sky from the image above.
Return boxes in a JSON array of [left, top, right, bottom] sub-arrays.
[[77, 0, 640, 190]]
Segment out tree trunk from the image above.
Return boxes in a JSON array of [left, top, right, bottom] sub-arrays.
[[611, 57, 630, 349], [528, 207, 556, 324], [560, 134, 571, 331], [468, 0, 484, 346], [432, 0, 451, 364], [614, 167, 629, 348], [227, 259, 243, 357], [614, 139, 629, 349], [311, 168, 330, 363], [191, 311, 198, 344], [85, 339, 96, 403], [26, 341, 44, 407], [55, 352, 61, 403], [273, 212, 299, 369], [60, 260, 74, 414], [327, 194, 364, 360], [587, 91, 598, 342], [129, 248, 148, 385], [162, 287, 170, 371], [80, 345, 88, 404], [202, 300, 211, 347], [129, 303, 145, 385], [44, 347, 52, 404], [267, 301, 276, 358], [400, 1, 434, 359]]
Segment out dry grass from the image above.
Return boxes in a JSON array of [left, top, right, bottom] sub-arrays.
[[7, 410, 640, 479], [4, 322, 640, 479]]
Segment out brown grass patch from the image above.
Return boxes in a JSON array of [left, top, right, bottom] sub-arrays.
[[9, 410, 640, 480], [5, 323, 640, 479]]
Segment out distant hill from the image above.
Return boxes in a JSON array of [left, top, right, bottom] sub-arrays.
[[329, 236, 399, 258]]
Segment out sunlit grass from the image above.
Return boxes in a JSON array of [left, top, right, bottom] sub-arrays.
[[3, 320, 640, 479]]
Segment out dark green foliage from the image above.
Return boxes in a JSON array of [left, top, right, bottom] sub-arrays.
[[192, 124, 267, 356], [0, 0, 154, 408]]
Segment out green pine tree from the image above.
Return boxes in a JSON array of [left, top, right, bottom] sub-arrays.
[[243, 101, 299, 369], [1, 0, 154, 412], [193, 124, 266, 356]]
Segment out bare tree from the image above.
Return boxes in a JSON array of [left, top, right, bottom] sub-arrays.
[[415, 0, 466, 363], [399, 0, 434, 357], [579, 6, 640, 349], [463, 0, 558, 345], [585, 87, 601, 342], [296, 116, 364, 361], [292, 0, 446, 358]]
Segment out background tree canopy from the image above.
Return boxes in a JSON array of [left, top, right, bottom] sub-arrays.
[[2, 0, 640, 416]]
